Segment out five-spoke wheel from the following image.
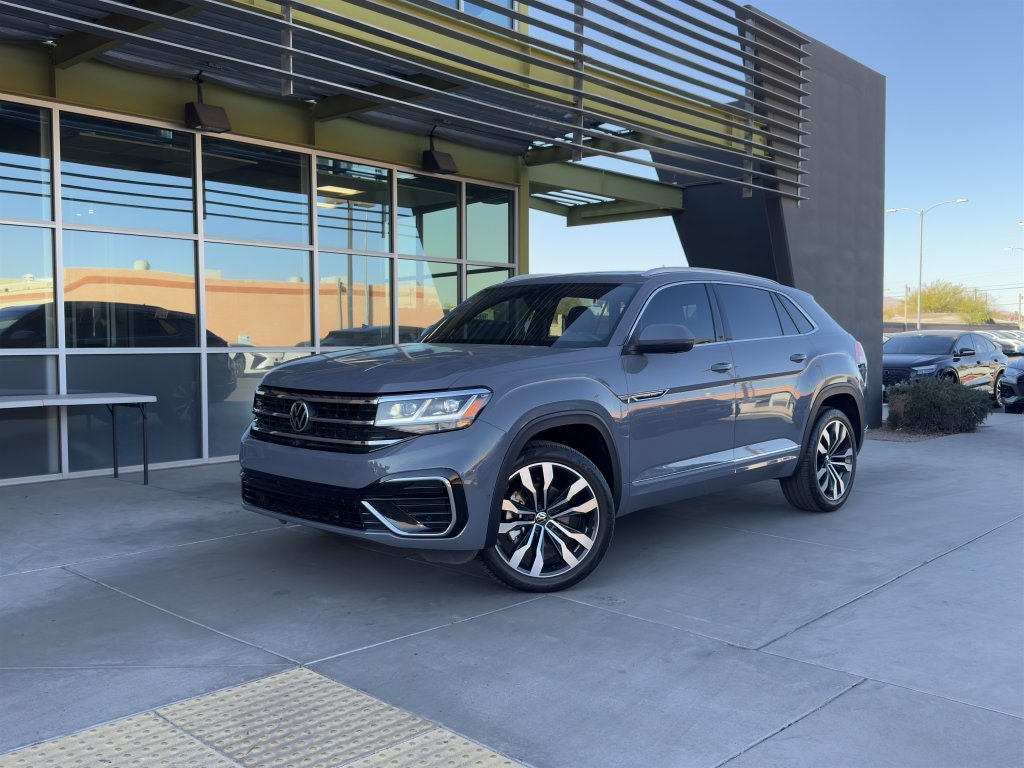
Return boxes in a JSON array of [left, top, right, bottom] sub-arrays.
[[480, 441, 614, 591]]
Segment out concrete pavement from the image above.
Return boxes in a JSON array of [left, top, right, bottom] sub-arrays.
[[1, 413, 1021, 767]]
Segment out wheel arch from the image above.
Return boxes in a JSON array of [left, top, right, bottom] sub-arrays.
[[805, 383, 865, 452]]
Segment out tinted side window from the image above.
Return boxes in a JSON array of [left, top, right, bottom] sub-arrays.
[[715, 284, 783, 340], [777, 293, 815, 334], [957, 335, 976, 354], [636, 283, 716, 344], [973, 335, 995, 353], [771, 293, 800, 336]]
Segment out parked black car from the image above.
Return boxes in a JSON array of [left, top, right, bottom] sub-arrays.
[[882, 330, 1007, 406], [999, 356, 1024, 414]]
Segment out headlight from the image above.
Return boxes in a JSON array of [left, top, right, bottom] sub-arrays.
[[375, 388, 491, 434], [911, 364, 938, 376]]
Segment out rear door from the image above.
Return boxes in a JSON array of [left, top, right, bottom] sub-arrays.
[[712, 283, 807, 461]]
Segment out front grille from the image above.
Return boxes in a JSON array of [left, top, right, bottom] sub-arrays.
[[241, 469, 371, 530], [882, 367, 912, 386], [251, 386, 406, 453]]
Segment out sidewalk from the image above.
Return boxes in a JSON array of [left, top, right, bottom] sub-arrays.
[[1, 414, 1022, 767]]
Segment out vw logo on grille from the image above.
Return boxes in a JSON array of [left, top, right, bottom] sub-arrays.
[[289, 400, 311, 433]]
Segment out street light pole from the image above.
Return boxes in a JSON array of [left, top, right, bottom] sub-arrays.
[[886, 198, 968, 330]]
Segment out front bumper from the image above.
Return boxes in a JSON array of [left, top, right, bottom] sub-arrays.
[[238, 419, 509, 551], [1000, 374, 1024, 412]]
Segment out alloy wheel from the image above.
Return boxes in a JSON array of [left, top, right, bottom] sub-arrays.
[[495, 461, 600, 579], [816, 418, 854, 502]]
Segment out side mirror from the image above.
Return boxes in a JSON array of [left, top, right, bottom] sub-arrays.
[[626, 324, 695, 355], [957, 347, 975, 357]]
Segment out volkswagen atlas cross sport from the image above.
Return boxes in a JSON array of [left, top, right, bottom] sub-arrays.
[[240, 268, 867, 591]]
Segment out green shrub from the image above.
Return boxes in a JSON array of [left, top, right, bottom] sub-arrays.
[[886, 377, 991, 433]]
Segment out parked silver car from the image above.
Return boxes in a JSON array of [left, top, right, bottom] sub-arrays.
[[240, 269, 867, 591]]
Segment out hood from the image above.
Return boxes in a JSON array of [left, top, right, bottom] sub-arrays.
[[261, 343, 609, 394], [881, 353, 946, 368]]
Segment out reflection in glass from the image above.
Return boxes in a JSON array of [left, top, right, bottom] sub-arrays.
[[0, 225, 55, 347], [317, 159, 390, 252], [397, 259, 458, 333], [0, 102, 51, 221], [467, 185, 511, 263], [203, 139, 310, 244], [205, 243, 311, 347], [467, 265, 511, 296], [0, 356, 59, 478], [464, 1, 515, 28], [62, 230, 197, 347], [317, 253, 392, 345], [66, 353, 203, 470], [397, 173, 457, 258], [61, 113, 194, 232]]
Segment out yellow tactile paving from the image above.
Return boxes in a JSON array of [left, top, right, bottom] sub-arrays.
[[0, 668, 524, 768], [0, 712, 239, 768], [347, 729, 521, 768]]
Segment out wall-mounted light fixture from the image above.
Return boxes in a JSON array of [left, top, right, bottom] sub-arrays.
[[185, 71, 232, 133], [421, 126, 458, 175]]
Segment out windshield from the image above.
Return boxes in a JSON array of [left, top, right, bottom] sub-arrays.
[[883, 335, 955, 355], [421, 282, 638, 347]]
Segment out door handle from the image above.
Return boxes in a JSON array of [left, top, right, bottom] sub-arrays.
[[710, 362, 733, 373], [790, 353, 807, 363]]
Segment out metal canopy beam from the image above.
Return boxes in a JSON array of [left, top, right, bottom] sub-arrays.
[[313, 74, 459, 121], [52, 0, 197, 69], [529, 163, 683, 211]]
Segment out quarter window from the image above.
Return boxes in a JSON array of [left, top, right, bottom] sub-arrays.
[[777, 293, 814, 334], [636, 283, 716, 344], [715, 284, 783, 341]]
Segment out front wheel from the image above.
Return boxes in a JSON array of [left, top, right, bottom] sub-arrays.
[[993, 373, 1004, 409], [780, 408, 857, 513], [479, 441, 615, 592]]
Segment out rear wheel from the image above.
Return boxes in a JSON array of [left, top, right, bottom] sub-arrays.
[[780, 408, 857, 513], [480, 441, 614, 592], [993, 373, 1004, 408]]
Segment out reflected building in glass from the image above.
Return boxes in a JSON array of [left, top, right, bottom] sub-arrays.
[[0, 102, 515, 482]]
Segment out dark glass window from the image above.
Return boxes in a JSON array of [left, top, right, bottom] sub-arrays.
[[0, 356, 58, 478], [205, 243, 311, 347], [777, 293, 814, 334], [203, 139, 310, 244], [0, 225, 55, 348], [716, 284, 783, 341], [397, 173, 458, 258], [62, 231, 197, 348], [637, 283, 716, 344], [61, 113, 194, 232], [467, 184, 511, 263], [317, 253, 392, 345], [468, 265, 512, 295], [397, 259, 458, 336], [316, 159, 390, 252], [772, 293, 800, 336], [0, 101, 51, 221]]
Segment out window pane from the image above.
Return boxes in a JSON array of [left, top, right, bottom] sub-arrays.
[[66, 353, 202, 470], [397, 259, 458, 335], [638, 283, 716, 344], [203, 139, 309, 244], [464, 1, 514, 27], [716, 284, 783, 340], [316, 159, 390, 252], [0, 225, 55, 348], [397, 173, 457, 258], [467, 265, 511, 296], [61, 113, 194, 233], [467, 185, 511, 263], [205, 243, 310, 347], [317, 253, 392, 345], [63, 231, 197, 347], [0, 356, 59, 478], [0, 102, 51, 221], [778, 294, 814, 334], [772, 293, 800, 336]]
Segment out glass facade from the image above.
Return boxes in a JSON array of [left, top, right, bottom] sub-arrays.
[[0, 99, 516, 481]]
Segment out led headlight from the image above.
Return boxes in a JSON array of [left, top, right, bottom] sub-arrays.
[[375, 388, 491, 434], [911, 364, 938, 376]]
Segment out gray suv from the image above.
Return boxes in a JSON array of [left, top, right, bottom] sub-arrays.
[[240, 269, 866, 591]]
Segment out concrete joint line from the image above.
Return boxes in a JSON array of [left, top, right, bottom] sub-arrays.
[[754, 513, 1024, 651], [305, 595, 546, 666], [62, 565, 302, 665], [712, 678, 868, 767], [147, 711, 249, 768]]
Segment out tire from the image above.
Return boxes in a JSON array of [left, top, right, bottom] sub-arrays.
[[993, 373, 1004, 409], [940, 370, 958, 384], [479, 441, 615, 592], [780, 408, 857, 513]]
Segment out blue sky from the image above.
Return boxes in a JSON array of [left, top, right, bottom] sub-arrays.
[[530, 0, 1024, 313]]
